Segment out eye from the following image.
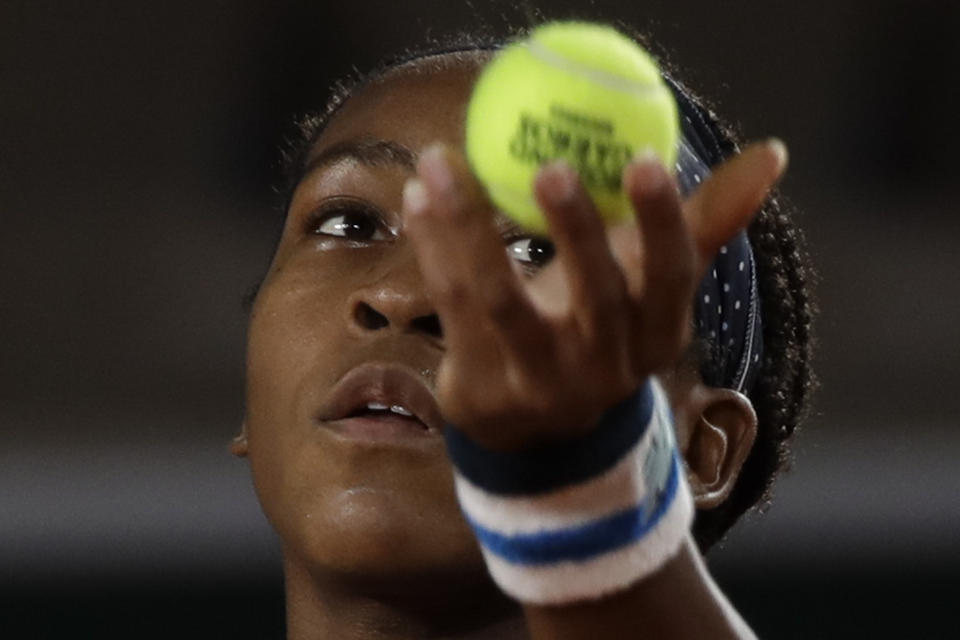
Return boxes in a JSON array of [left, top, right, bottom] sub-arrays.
[[506, 236, 556, 269], [309, 205, 392, 242]]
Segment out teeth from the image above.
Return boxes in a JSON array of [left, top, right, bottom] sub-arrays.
[[390, 405, 413, 417], [364, 402, 414, 418]]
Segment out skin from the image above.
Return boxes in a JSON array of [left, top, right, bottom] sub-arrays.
[[233, 52, 787, 639]]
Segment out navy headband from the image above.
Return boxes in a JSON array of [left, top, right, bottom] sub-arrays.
[[667, 77, 764, 394]]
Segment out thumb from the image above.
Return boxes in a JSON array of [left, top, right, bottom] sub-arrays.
[[684, 139, 788, 273]]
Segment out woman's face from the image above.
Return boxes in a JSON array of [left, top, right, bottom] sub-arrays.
[[242, 55, 706, 586], [244, 57, 496, 583]]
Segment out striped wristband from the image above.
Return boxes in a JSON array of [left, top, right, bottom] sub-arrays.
[[445, 379, 693, 605]]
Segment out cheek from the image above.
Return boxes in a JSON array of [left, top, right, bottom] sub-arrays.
[[243, 266, 346, 525], [245, 261, 347, 418]]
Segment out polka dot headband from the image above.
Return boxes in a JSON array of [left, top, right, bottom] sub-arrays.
[[667, 76, 764, 394]]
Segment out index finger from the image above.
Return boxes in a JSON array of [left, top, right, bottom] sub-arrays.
[[403, 144, 544, 356]]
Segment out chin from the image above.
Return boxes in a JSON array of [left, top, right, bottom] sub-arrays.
[[285, 481, 486, 585]]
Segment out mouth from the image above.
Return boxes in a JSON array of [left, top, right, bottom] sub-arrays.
[[316, 363, 444, 445]]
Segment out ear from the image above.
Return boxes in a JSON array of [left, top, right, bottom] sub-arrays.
[[229, 422, 249, 457], [677, 385, 757, 510]]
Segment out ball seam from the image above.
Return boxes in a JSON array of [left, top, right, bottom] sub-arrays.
[[524, 39, 668, 98]]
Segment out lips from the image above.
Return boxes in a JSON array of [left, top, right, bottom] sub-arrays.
[[316, 362, 444, 438]]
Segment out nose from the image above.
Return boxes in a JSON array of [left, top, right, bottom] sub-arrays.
[[351, 297, 443, 339], [346, 255, 443, 341]]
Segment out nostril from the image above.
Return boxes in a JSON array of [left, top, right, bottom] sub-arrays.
[[354, 302, 389, 330], [411, 314, 443, 339]]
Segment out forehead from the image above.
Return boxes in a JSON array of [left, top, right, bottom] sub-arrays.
[[313, 53, 491, 157]]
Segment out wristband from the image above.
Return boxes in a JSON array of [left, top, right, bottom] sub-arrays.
[[445, 378, 693, 605]]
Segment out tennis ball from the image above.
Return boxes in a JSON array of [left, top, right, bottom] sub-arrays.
[[465, 21, 679, 234]]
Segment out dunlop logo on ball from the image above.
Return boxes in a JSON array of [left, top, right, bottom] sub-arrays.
[[508, 104, 634, 192]]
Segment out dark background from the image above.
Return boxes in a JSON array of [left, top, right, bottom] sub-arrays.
[[2, 1, 959, 637]]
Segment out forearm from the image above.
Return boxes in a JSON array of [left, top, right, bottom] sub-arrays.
[[522, 536, 756, 640]]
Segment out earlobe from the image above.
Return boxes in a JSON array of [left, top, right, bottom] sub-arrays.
[[680, 386, 757, 510], [229, 423, 249, 457]]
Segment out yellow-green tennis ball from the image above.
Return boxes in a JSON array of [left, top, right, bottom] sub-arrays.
[[465, 21, 679, 234]]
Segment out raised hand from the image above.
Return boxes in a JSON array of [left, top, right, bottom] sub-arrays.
[[402, 140, 786, 452]]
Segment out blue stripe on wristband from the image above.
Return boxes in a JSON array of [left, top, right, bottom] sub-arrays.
[[444, 381, 654, 496], [464, 452, 682, 565]]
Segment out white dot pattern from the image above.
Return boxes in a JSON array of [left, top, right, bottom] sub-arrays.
[[672, 88, 764, 394], [694, 228, 761, 393]]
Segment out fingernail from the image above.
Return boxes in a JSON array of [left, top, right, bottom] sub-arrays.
[[418, 143, 454, 194], [403, 177, 428, 214], [767, 137, 789, 174], [539, 160, 577, 206], [630, 149, 667, 195], [632, 148, 661, 165]]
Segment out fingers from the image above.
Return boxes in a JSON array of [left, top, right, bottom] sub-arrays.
[[622, 155, 697, 371], [404, 138, 787, 388], [685, 139, 788, 272], [533, 163, 628, 352], [403, 144, 543, 357]]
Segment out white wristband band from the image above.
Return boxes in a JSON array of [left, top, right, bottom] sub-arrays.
[[451, 379, 693, 605]]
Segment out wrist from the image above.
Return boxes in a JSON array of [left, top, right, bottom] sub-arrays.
[[445, 381, 656, 495], [445, 378, 694, 605]]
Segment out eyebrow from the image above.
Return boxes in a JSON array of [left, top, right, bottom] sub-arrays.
[[299, 137, 533, 239], [302, 138, 417, 177]]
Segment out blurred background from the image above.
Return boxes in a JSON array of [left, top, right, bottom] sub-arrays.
[[2, 0, 958, 637]]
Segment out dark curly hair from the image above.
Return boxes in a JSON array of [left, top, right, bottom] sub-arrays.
[[691, 113, 818, 550], [268, 28, 817, 553]]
